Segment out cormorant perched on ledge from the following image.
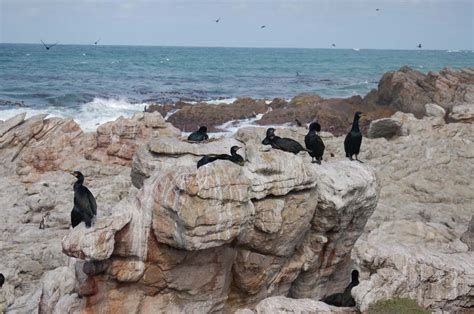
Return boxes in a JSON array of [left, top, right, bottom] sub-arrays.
[[197, 146, 244, 168], [71, 171, 97, 228], [323, 270, 360, 307], [188, 126, 209, 142], [305, 122, 325, 164], [0, 273, 4, 288], [344, 112, 363, 161], [262, 128, 310, 155]]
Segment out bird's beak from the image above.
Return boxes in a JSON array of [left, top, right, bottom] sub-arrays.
[[69, 172, 76, 177], [236, 147, 241, 151]]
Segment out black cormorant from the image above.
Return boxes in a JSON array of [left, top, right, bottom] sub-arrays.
[[0, 273, 4, 288], [41, 40, 57, 50], [305, 122, 325, 164], [262, 128, 310, 155], [71, 171, 97, 228], [197, 146, 244, 168], [344, 112, 363, 161], [188, 126, 209, 142], [323, 270, 360, 307]]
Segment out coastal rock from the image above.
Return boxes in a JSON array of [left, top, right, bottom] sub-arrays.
[[0, 112, 26, 138], [448, 102, 474, 123], [92, 112, 180, 166], [372, 67, 474, 117], [237, 296, 355, 314], [461, 216, 474, 251], [424, 103, 446, 118], [367, 118, 403, 139], [62, 213, 131, 260], [165, 97, 269, 132], [55, 132, 379, 312], [0, 282, 15, 313], [352, 220, 474, 312], [131, 136, 243, 188]]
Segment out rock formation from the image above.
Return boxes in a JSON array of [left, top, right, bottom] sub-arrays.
[[58, 130, 379, 313]]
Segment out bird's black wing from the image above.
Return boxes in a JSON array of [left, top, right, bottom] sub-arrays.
[[41, 40, 47, 48], [85, 188, 97, 216], [344, 132, 351, 157], [305, 133, 325, 157], [278, 138, 306, 154], [75, 186, 95, 219]]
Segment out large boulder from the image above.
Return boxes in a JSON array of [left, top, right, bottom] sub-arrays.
[[370, 67, 474, 117], [352, 220, 474, 312], [448, 102, 474, 123], [59, 130, 379, 312], [367, 118, 403, 139]]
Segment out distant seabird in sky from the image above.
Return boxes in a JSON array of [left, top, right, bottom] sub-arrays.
[[94, 39, 100, 45], [332, 44, 336, 47], [41, 40, 57, 50], [376, 8, 380, 11], [418, 44, 422, 48], [260, 25, 266, 29], [215, 17, 220, 23]]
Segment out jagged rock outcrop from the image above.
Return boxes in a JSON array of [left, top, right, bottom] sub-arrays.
[[367, 118, 404, 139], [236, 296, 355, 313], [371, 66, 474, 117], [448, 102, 474, 123], [60, 131, 379, 313], [352, 220, 474, 312]]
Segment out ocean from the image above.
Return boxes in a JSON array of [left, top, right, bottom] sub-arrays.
[[1, 43, 473, 130]]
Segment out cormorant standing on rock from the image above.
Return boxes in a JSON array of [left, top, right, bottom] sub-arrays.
[[305, 122, 325, 164], [262, 128, 310, 155], [323, 270, 360, 307], [0, 273, 4, 288], [188, 126, 209, 142], [71, 171, 97, 228], [344, 112, 363, 161], [197, 146, 244, 168]]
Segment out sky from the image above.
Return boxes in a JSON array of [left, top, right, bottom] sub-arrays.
[[1, 0, 473, 50]]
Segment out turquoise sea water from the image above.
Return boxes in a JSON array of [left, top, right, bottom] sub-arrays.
[[0, 43, 473, 129]]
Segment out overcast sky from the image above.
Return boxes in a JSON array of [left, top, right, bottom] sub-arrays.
[[1, 0, 472, 50]]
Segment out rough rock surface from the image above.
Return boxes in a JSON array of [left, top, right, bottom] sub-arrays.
[[448, 102, 474, 123], [371, 66, 474, 117], [236, 296, 355, 313], [424, 103, 446, 118], [367, 118, 404, 139], [59, 132, 378, 313]]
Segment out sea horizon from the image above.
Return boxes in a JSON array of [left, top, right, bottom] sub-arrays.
[[1, 43, 473, 130]]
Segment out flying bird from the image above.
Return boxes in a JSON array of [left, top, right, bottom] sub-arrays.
[[332, 43, 336, 47], [215, 17, 220, 23], [376, 8, 380, 11], [41, 40, 57, 50], [260, 25, 266, 29], [417, 43, 422, 49], [94, 38, 100, 45]]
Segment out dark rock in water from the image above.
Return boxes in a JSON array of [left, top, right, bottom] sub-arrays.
[[167, 97, 268, 132], [0, 99, 25, 107]]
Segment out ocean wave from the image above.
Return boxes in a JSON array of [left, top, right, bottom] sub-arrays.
[[0, 97, 148, 132]]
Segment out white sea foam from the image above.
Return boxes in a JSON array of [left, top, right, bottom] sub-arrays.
[[0, 97, 147, 133], [188, 97, 238, 105], [353, 48, 360, 51]]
